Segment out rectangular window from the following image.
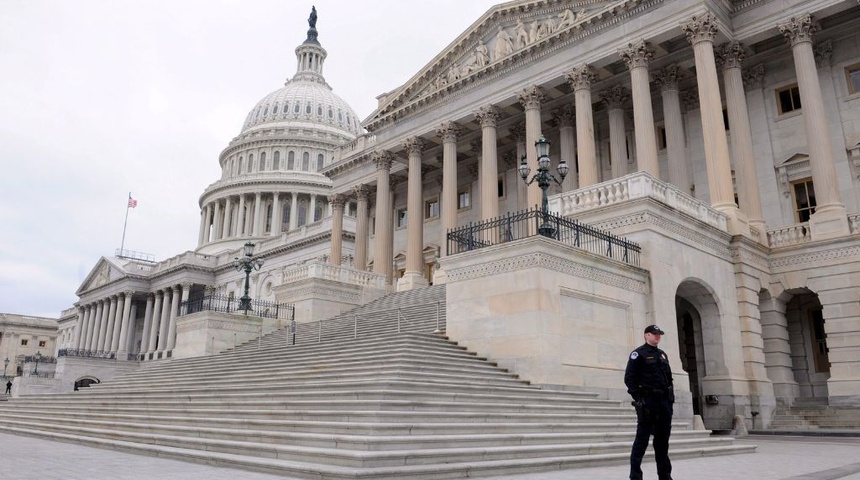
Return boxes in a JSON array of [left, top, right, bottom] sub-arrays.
[[38, 340, 46, 348], [425, 198, 439, 219], [792, 178, 816, 222], [498, 176, 506, 198], [396, 208, 407, 228], [776, 84, 802, 115], [20, 339, 28, 346], [845, 63, 860, 95], [656, 126, 667, 150], [457, 188, 471, 210]]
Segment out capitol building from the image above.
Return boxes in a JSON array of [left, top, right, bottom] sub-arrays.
[[29, 0, 860, 436]]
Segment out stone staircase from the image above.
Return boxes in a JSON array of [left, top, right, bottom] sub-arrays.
[[769, 404, 860, 430], [0, 286, 754, 479]]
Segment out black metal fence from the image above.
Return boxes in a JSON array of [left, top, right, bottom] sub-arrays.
[[181, 294, 295, 321], [447, 208, 641, 267], [58, 349, 116, 359]]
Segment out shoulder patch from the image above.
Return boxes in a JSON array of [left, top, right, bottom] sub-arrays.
[[630, 351, 639, 360]]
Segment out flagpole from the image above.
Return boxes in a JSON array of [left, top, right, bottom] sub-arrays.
[[120, 192, 131, 255]]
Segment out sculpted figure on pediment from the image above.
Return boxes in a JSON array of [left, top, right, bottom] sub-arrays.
[[557, 9, 577, 30], [434, 75, 447, 90], [494, 27, 514, 61], [514, 20, 529, 49], [542, 16, 557, 37], [529, 20, 540, 43], [94, 264, 112, 288], [446, 64, 460, 84], [475, 42, 489, 68]]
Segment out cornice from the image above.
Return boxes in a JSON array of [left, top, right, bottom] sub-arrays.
[[200, 174, 333, 203], [219, 134, 347, 161]]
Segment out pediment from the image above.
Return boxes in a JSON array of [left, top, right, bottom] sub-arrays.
[[364, 0, 639, 130], [76, 257, 129, 295]]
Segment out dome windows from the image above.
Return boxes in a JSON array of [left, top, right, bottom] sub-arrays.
[[305, 103, 311, 115], [328, 107, 333, 119], [302, 152, 310, 171], [338, 110, 343, 121], [294, 103, 301, 113], [317, 105, 323, 116], [287, 151, 295, 170], [260, 152, 267, 171], [248, 153, 255, 172], [273, 151, 281, 170], [263, 106, 269, 116], [317, 153, 324, 171], [272, 104, 279, 115]]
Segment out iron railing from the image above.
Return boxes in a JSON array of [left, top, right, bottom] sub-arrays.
[[20, 355, 57, 364], [57, 349, 117, 359], [181, 294, 295, 321], [447, 208, 641, 267]]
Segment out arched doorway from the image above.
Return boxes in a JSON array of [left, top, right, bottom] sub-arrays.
[[73, 376, 100, 391]]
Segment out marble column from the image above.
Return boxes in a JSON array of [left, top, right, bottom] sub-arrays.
[[271, 192, 281, 235], [140, 293, 154, 354], [437, 121, 461, 255], [252, 193, 263, 236], [308, 195, 317, 224], [329, 194, 346, 265], [76, 305, 89, 349], [386, 177, 398, 284], [127, 303, 138, 353], [166, 284, 185, 351], [115, 291, 133, 354], [621, 40, 659, 178], [156, 288, 172, 353], [198, 207, 208, 246], [98, 297, 114, 351], [510, 122, 527, 210], [222, 196, 233, 239], [475, 107, 500, 221], [289, 192, 299, 231], [147, 291, 162, 354], [778, 14, 849, 239], [654, 66, 690, 191], [518, 86, 546, 210], [681, 14, 740, 223], [85, 302, 99, 350], [399, 137, 428, 290], [552, 106, 577, 191], [567, 65, 599, 187], [72, 307, 84, 350], [601, 85, 630, 180], [354, 185, 370, 270], [373, 151, 394, 278], [236, 195, 246, 237], [212, 201, 222, 242], [110, 293, 125, 352], [717, 42, 766, 231]]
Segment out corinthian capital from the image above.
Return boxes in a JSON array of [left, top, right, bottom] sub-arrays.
[[778, 14, 817, 47], [814, 40, 832, 69], [715, 41, 745, 70], [372, 150, 394, 171], [601, 85, 630, 109], [552, 104, 575, 128], [353, 184, 370, 201], [742, 64, 765, 91], [436, 121, 461, 143], [328, 194, 347, 208], [474, 105, 501, 128], [517, 85, 546, 110], [653, 65, 682, 91], [565, 65, 597, 91], [620, 40, 653, 70], [509, 121, 526, 143], [403, 137, 425, 156], [681, 12, 719, 46]]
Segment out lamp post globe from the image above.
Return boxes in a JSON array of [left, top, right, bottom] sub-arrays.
[[519, 134, 569, 237], [233, 242, 265, 314]]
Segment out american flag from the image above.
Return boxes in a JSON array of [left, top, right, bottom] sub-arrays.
[[128, 196, 138, 208]]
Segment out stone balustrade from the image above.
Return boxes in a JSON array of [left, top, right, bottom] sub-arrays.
[[850, 213, 860, 234], [280, 260, 387, 289], [767, 223, 811, 248], [549, 171, 728, 231]]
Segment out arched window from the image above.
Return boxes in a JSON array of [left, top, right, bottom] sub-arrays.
[[298, 202, 308, 226], [317, 105, 323, 116], [273, 151, 281, 170], [256, 108, 262, 119], [248, 154, 255, 172], [263, 106, 269, 116], [314, 205, 323, 223], [317, 153, 324, 171], [338, 110, 343, 121], [265, 203, 273, 233], [282, 204, 291, 231], [302, 152, 310, 171], [294, 103, 300, 113], [272, 104, 279, 115], [238, 156, 244, 174], [260, 152, 267, 171], [287, 151, 295, 170], [305, 103, 311, 114], [328, 107, 333, 118], [284, 102, 289, 114]]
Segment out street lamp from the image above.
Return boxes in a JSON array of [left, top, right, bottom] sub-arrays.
[[233, 242, 265, 313], [519, 134, 569, 237], [34, 351, 41, 376]]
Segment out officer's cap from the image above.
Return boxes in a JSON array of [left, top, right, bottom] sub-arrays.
[[644, 324, 665, 335]]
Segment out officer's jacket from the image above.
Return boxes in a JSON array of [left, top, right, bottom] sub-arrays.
[[624, 343, 674, 403]]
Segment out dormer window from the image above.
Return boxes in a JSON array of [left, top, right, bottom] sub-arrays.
[[263, 106, 269, 116], [305, 103, 312, 114]]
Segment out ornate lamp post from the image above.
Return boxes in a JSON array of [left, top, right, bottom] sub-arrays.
[[233, 242, 265, 314], [518, 134, 569, 237], [33, 351, 41, 376]]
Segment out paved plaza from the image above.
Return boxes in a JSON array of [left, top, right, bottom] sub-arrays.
[[2, 432, 859, 480]]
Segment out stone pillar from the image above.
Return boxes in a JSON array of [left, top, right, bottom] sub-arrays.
[[510, 122, 528, 210], [329, 194, 346, 266], [252, 193, 262, 236], [437, 122, 461, 257], [601, 85, 630, 180], [387, 177, 398, 284], [110, 293, 125, 352], [760, 295, 798, 401], [140, 293, 154, 354], [289, 192, 299, 231], [354, 185, 370, 270], [157, 289, 172, 353], [85, 301, 100, 351], [475, 107, 500, 221], [212, 201, 222, 242], [98, 296, 114, 351], [552, 105, 577, 191], [399, 137, 429, 290], [373, 151, 394, 278], [198, 206, 208, 246], [115, 291, 133, 354], [222, 196, 233, 239], [681, 14, 742, 229], [75, 306, 87, 349], [654, 66, 690, 191], [307, 195, 317, 224], [72, 307, 84, 350], [271, 192, 281, 235], [517, 86, 546, 210], [567, 65, 599, 187], [717, 42, 766, 232], [778, 14, 849, 239], [127, 303, 138, 353], [166, 284, 185, 352], [147, 292, 162, 354], [620, 40, 659, 177]]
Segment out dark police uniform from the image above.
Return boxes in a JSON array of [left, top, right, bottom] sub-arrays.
[[624, 326, 674, 480]]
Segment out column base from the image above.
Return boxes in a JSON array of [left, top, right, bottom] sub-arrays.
[[397, 272, 429, 291], [809, 204, 850, 241], [714, 203, 751, 237]]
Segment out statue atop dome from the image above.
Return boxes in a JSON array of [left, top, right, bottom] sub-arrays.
[[309, 6, 317, 29], [304, 6, 320, 45]]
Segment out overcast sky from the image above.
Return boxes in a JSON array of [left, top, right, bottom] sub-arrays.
[[0, 0, 500, 318]]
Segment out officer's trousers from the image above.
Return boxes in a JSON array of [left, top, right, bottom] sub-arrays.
[[629, 400, 673, 480]]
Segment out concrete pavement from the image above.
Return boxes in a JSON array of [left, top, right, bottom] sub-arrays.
[[2, 432, 859, 480]]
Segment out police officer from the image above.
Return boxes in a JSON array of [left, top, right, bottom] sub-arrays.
[[624, 324, 674, 480]]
